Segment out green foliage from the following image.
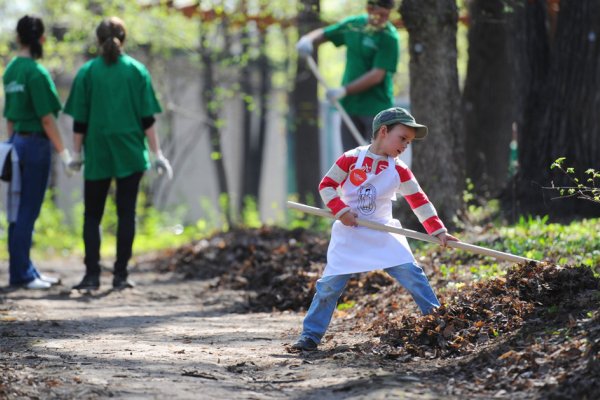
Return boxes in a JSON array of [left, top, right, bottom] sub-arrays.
[[453, 179, 502, 231], [286, 194, 332, 232], [427, 207, 600, 282], [548, 158, 600, 204], [495, 216, 600, 268], [444, 215, 600, 274], [462, 178, 475, 204], [0, 190, 210, 261], [337, 300, 356, 311], [241, 196, 262, 228]]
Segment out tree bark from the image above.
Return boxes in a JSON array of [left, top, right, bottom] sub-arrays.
[[463, 0, 519, 196], [400, 0, 465, 226], [240, 26, 270, 208], [291, 0, 321, 204], [513, 0, 600, 218], [256, 30, 269, 196], [199, 22, 232, 226], [240, 23, 256, 205]]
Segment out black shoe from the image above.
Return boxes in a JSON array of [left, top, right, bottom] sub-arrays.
[[291, 337, 318, 352], [72, 274, 100, 291], [112, 276, 135, 290]]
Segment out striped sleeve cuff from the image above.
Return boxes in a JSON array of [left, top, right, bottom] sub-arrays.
[[334, 206, 351, 219], [429, 227, 448, 237], [326, 197, 349, 217], [422, 215, 446, 235]]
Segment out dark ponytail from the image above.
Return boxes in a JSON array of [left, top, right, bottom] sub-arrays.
[[96, 17, 127, 64], [16, 15, 45, 59]]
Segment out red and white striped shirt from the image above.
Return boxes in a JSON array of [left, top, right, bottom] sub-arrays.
[[319, 148, 447, 236]]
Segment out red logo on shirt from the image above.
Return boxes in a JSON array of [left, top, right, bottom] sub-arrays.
[[349, 169, 367, 186]]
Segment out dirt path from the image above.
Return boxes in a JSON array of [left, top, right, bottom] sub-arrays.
[[0, 259, 450, 400]]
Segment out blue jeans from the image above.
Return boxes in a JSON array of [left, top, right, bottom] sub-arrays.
[[299, 262, 440, 344], [8, 133, 51, 285]]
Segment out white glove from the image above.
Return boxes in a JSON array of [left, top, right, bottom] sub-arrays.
[[68, 151, 83, 172], [154, 152, 173, 180], [296, 36, 313, 58], [59, 149, 73, 177], [326, 86, 347, 102]]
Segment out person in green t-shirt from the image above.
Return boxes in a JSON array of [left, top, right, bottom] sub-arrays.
[[64, 17, 172, 291], [2, 15, 73, 290], [296, 0, 399, 150]]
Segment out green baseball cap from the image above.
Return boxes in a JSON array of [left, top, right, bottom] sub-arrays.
[[372, 107, 428, 139]]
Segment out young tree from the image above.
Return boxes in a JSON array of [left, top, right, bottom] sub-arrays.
[[198, 13, 234, 226], [291, 0, 321, 204], [400, 0, 464, 224], [239, 4, 271, 208]]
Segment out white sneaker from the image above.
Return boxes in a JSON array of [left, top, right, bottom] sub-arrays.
[[39, 274, 61, 285], [24, 278, 52, 290]]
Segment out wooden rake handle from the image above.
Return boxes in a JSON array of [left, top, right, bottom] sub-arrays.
[[287, 201, 538, 264], [305, 56, 368, 147]]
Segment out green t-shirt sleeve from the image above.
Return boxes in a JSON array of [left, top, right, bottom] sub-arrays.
[[140, 69, 162, 117], [64, 68, 90, 123], [323, 16, 358, 47], [374, 32, 399, 73], [29, 72, 61, 118]]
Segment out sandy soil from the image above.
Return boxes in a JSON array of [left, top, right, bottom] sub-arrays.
[[0, 258, 451, 400]]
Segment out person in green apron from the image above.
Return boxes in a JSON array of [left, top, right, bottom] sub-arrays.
[[64, 17, 172, 291], [2, 15, 73, 290], [296, 0, 399, 151]]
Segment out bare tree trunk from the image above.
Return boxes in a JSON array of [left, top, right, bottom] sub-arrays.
[[239, 25, 270, 209], [463, 0, 519, 196], [239, 22, 256, 206], [291, 0, 321, 204], [255, 30, 269, 195], [513, 0, 600, 218], [199, 25, 232, 226], [400, 0, 464, 226]]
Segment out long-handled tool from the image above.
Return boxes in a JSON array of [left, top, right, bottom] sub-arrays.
[[305, 55, 413, 167], [287, 201, 538, 264], [305, 56, 367, 147]]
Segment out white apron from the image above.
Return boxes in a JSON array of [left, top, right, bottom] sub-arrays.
[[323, 147, 415, 276]]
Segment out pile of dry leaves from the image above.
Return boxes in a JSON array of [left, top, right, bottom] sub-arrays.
[[353, 261, 600, 398], [153, 226, 328, 311], [153, 226, 420, 311], [366, 262, 599, 357]]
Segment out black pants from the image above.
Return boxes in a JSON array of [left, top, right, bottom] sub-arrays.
[[83, 172, 143, 278]]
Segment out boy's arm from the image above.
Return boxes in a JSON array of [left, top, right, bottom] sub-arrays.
[[395, 163, 447, 236], [319, 153, 354, 218]]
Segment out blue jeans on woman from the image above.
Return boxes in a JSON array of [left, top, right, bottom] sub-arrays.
[[8, 133, 51, 286], [298, 262, 440, 344]]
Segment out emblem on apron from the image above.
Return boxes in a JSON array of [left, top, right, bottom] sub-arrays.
[[357, 183, 376, 215], [324, 148, 415, 276]]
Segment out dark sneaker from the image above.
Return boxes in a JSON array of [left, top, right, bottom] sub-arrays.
[[72, 274, 100, 291], [291, 337, 318, 352], [112, 276, 135, 290]]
